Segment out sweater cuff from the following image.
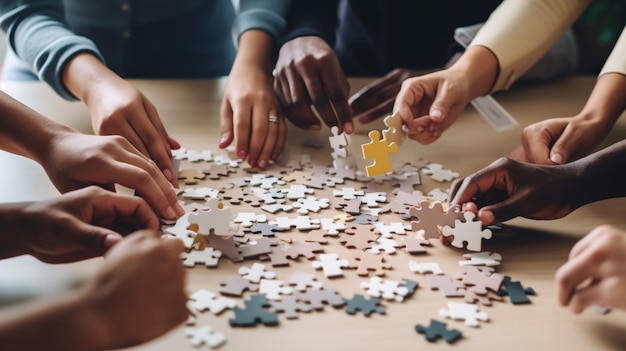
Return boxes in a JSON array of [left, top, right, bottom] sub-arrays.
[[233, 9, 286, 45], [36, 36, 104, 101]]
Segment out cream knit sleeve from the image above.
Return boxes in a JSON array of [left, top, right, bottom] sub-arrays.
[[600, 26, 626, 76], [469, 0, 591, 92]]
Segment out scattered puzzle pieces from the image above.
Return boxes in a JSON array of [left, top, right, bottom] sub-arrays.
[[415, 319, 462, 343]]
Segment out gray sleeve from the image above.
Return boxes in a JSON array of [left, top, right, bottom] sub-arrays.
[[233, 0, 289, 44], [0, 1, 104, 100]]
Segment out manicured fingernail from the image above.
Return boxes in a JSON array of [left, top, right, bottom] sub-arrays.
[[258, 160, 267, 169], [165, 206, 177, 219], [249, 159, 257, 167], [237, 150, 247, 159], [104, 234, 122, 249], [163, 168, 174, 181], [344, 122, 354, 134], [431, 109, 443, 120], [550, 153, 563, 164], [174, 202, 185, 216]]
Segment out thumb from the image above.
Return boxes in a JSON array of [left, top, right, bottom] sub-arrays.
[[429, 84, 455, 122], [77, 223, 123, 256], [219, 100, 234, 149], [549, 132, 576, 165]]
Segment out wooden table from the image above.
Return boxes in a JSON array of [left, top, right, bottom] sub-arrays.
[[1, 77, 626, 351]]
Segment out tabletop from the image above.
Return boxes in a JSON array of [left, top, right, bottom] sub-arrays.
[[1, 77, 626, 351]]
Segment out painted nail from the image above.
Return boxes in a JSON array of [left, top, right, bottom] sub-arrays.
[[258, 160, 267, 169], [237, 150, 247, 159], [163, 168, 174, 181], [165, 206, 177, 219], [249, 159, 257, 167]]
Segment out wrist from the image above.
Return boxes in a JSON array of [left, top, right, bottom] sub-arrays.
[[235, 30, 275, 73], [0, 204, 30, 259], [450, 46, 499, 99], [62, 52, 118, 104]]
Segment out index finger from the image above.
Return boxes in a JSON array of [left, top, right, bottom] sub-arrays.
[[319, 60, 352, 133], [95, 191, 160, 231]]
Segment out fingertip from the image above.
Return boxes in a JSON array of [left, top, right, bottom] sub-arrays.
[[104, 233, 123, 250], [550, 152, 564, 165], [478, 209, 495, 225], [430, 109, 443, 121], [343, 122, 354, 134]]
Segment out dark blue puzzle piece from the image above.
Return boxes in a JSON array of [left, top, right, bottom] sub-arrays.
[[344, 294, 385, 316], [415, 319, 462, 343], [229, 294, 278, 327], [497, 276, 535, 304]]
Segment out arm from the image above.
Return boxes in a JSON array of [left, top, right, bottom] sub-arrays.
[[220, 0, 290, 169], [470, 0, 591, 92], [512, 27, 626, 164], [0, 232, 187, 350], [0, 1, 180, 186], [0, 0, 103, 100], [448, 139, 626, 225], [0, 92, 184, 220]]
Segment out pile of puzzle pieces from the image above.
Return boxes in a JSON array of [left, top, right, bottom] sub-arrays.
[[163, 120, 536, 349]]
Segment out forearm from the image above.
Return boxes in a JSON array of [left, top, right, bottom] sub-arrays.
[[0, 1, 103, 100], [0, 289, 107, 350], [470, 0, 591, 92], [234, 29, 276, 73], [0, 203, 30, 259], [61, 52, 118, 104], [0, 91, 74, 161], [281, 0, 339, 46], [572, 140, 626, 206], [578, 73, 626, 128], [449, 46, 499, 99]]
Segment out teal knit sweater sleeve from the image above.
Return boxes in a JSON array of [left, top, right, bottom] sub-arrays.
[[0, 1, 104, 100], [233, 0, 289, 44]]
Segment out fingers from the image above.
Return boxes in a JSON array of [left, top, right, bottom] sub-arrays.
[[90, 187, 160, 231], [519, 126, 554, 165], [134, 99, 177, 185], [281, 66, 319, 129], [549, 127, 578, 165], [219, 100, 235, 151], [246, 105, 269, 169], [567, 280, 605, 314], [428, 81, 455, 123], [555, 247, 602, 308], [319, 59, 352, 133]]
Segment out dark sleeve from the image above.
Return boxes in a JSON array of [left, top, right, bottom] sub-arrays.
[[281, 0, 340, 46]]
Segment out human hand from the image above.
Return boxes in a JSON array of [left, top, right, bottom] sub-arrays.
[[510, 114, 613, 165], [448, 158, 582, 225], [394, 69, 472, 144], [274, 36, 353, 133], [349, 68, 437, 124], [42, 131, 184, 220], [16, 186, 159, 263], [82, 73, 180, 187], [220, 59, 287, 169], [556, 225, 626, 314], [82, 232, 187, 349]]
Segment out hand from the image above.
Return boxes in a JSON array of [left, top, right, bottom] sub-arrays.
[[82, 232, 187, 349], [556, 225, 626, 314], [274, 36, 353, 133], [448, 157, 582, 225], [510, 114, 613, 165], [394, 68, 472, 144], [83, 75, 181, 186], [350, 68, 437, 124], [220, 52, 287, 169], [16, 186, 159, 263], [41, 131, 184, 220]]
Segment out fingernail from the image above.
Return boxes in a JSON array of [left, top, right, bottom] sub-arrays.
[[550, 153, 563, 164], [431, 109, 443, 120], [248, 159, 257, 167], [258, 160, 267, 169], [163, 168, 174, 181], [104, 234, 122, 249], [272, 153, 281, 161], [165, 206, 177, 219], [174, 202, 185, 216], [344, 122, 354, 134], [237, 150, 247, 159]]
